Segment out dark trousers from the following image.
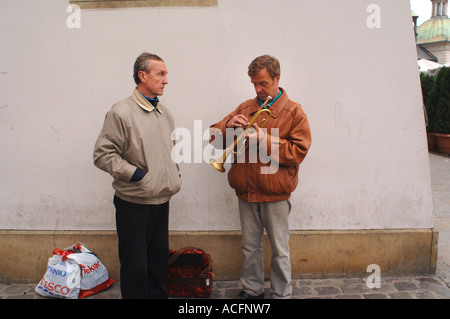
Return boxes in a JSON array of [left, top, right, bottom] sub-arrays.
[[114, 196, 169, 299]]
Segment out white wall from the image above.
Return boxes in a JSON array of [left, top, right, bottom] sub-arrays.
[[0, 0, 434, 231]]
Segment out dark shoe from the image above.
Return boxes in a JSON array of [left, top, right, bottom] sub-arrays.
[[235, 290, 265, 299]]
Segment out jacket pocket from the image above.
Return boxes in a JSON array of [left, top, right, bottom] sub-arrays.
[[159, 167, 182, 198], [228, 163, 247, 193], [256, 165, 298, 195], [114, 165, 182, 200], [113, 172, 156, 198]]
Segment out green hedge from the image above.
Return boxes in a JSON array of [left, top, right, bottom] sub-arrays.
[[421, 67, 450, 134]]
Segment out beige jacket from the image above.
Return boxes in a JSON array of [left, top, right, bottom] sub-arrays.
[[93, 88, 181, 205]]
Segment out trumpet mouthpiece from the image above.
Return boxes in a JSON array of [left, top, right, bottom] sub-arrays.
[[268, 96, 272, 100]]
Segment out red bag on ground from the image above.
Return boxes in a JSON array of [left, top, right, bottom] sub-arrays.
[[166, 247, 214, 298]]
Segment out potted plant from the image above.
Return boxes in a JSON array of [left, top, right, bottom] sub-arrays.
[[434, 67, 450, 154], [420, 73, 437, 151]]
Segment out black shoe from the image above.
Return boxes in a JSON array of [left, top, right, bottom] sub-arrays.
[[235, 290, 265, 299]]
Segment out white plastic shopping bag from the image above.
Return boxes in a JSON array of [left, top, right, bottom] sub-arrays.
[[35, 250, 81, 299], [64, 244, 115, 298], [35, 243, 114, 299]]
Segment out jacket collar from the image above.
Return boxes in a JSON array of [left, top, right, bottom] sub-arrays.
[[132, 88, 163, 113]]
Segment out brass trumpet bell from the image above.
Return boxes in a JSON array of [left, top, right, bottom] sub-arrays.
[[210, 159, 226, 173]]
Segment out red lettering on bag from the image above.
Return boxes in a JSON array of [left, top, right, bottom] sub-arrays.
[[80, 261, 101, 275], [40, 278, 70, 295], [60, 286, 70, 295]]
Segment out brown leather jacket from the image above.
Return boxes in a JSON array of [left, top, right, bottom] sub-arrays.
[[210, 88, 311, 202]]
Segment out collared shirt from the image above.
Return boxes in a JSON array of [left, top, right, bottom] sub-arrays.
[[139, 91, 159, 107], [258, 89, 282, 108]]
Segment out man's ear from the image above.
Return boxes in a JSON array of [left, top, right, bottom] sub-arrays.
[[138, 70, 147, 83]]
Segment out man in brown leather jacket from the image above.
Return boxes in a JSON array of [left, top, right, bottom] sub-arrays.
[[210, 55, 311, 299]]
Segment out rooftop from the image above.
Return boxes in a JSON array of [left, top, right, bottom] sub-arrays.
[[417, 16, 450, 44]]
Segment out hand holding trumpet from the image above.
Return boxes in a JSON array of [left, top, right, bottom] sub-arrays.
[[210, 96, 272, 172], [226, 113, 265, 146], [226, 114, 248, 129]]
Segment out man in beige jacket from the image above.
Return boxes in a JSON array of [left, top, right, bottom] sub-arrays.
[[93, 53, 181, 299]]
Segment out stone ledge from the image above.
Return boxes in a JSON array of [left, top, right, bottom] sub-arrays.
[[0, 228, 438, 283]]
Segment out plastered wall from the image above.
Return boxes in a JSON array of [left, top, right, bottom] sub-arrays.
[[0, 0, 434, 231]]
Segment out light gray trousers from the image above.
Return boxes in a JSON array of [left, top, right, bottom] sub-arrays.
[[238, 198, 292, 299]]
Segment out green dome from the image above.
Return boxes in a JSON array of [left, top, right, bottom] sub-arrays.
[[417, 16, 450, 44]]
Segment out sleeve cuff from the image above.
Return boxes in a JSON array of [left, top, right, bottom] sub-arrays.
[[130, 168, 146, 182]]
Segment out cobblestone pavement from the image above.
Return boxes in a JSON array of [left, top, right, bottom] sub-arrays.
[[1, 153, 449, 300], [1, 274, 449, 299]]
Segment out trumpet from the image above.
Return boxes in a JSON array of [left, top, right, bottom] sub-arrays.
[[210, 96, 272, 173]]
